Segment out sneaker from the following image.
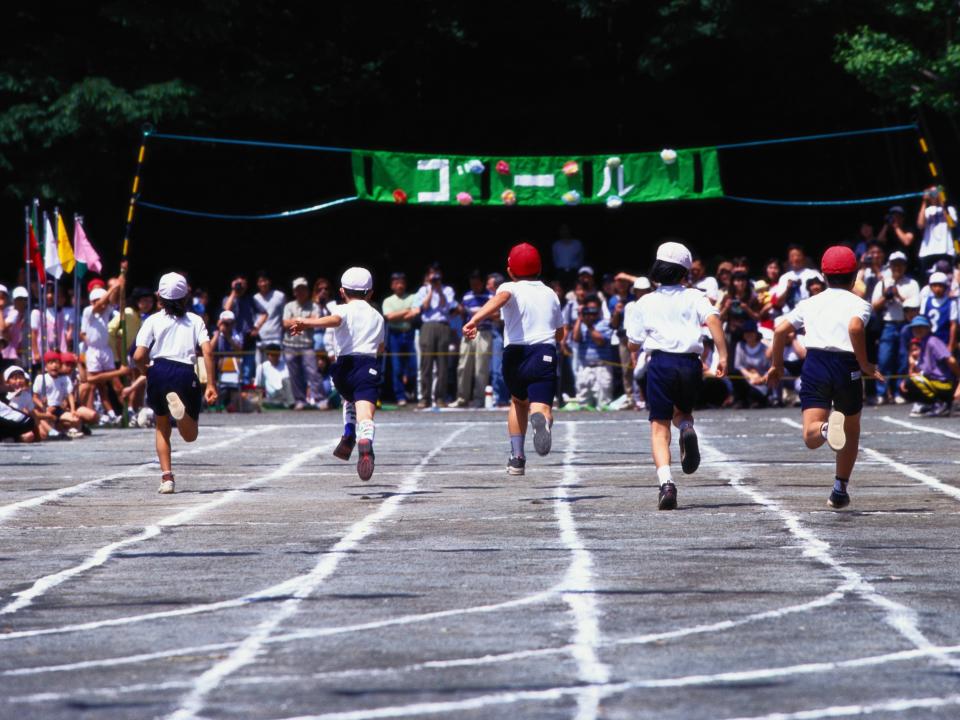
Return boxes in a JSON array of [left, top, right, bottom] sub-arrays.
[[356, 439, 375, 480], [417, 401, 430, 410], [506, 456, 526, 476], [530, 412, 552, 456], [893, 395, 907, 405], [397, 398, 408, 407], [47, 427, 62, 439], [137, 407, 156, 428], [66, 428, 83, 439], [166, 392, 186, 421], [333, 434, 356, 461], [293, 401, 307, 411], [827, 489, 850, 509], [909, 403, 931, 417], [158, 473, 175, 494], [658, 482, 678, 510], [930, 401, 952, 417], [679, 426, 700, 474], [448, 398, 468, 408], [826, 410, 846, 452]]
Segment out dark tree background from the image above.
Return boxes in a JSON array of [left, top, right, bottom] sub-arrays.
[[2, 1, 958, 295]]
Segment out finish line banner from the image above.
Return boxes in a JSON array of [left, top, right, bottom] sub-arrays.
[[351, 148, 723, 207]]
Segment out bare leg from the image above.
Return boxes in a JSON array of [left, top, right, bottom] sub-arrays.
[[356, 400, 376, 422], [802, 407, 829, 449], [156, 415, 173, 472], [529, 401, 552, 425], [651, 419, 672, 469], [176, 414, 198, 443], [836, 412, 861, 479], [508, 397, 530, 436]]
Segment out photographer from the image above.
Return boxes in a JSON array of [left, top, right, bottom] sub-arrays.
[[871, 251, 920, 404], [413, 265, 458, 408], [916, 186, 958, 276], [877, 205, 914, 254], [772, 245, 822, 314], [222, 274, 257, 384], [573, 294, 615, 408]]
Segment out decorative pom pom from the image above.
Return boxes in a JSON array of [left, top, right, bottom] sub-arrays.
[[606, 156, 622, 169], [456, 191, 473, 206], [660, 148, 677, 165], [561, 190, 581, 206], [605, 195, 623, 209], [495, 160, 511, 175], [562, 160, 579, 176], [392, 189, 408, 204], [500, 189, 517, 205], [464, 159, 485, 174]]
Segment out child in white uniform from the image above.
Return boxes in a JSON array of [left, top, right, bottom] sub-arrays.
[[291, 267, 385, 480], [625, 242, 728, 510], [463, 243, 563, 475], [134, 273, 217, 494]]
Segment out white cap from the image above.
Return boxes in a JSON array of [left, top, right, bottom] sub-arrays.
[[292, 277, 309, 289], [656, 241, 693, 270], [89, 287, 107, 302], [0, 284, 8, 296], [902, 294, 921, 309], [578, 265, 595, 276], [219, 310, 235, 323], [888, 251, 908, 264], [157, 272, 189, 300], [341, 267, 373, 292], [3, 365, 28, 382], [12, 286, 28, 300], [633, 277, 651, 290], [929, 271, 949, 285]]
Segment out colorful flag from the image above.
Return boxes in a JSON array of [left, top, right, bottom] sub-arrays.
[[57, 213, 76, 274], [26, 217, 45, 285], [73, 218, 102, 275], [43, 213, 62, 280]]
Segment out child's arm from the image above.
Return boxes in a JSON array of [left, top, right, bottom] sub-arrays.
[[849, 316, 884, 381], [200, 340, 218, 404], [290, 315, 342, 335], [463, 291, 511, 340], [705, 314, 727, 378], [763, 320, 792, 386], [133, 346, 150, 376]]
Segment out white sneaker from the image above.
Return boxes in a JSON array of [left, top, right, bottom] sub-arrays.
[[66, 428, 83, 439], [826, 410, 846, 452], [893, 395, 907, 405], [158, 473, 175, 494], [137, 407, 156, 428], [166, 392, 186, 421]]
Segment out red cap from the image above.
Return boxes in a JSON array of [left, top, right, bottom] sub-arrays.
[[43, 351, 61, 363], [821, 246, 857, 275], [507, 243, 542, 278], [60, 352, 77, 364], [87, 278, 106, 293]]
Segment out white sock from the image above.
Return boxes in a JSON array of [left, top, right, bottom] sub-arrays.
[[820, 423, 828, 440], [358, 419, 375, 443], [656, 465, 673, 486], [343, 402, 357, 437]]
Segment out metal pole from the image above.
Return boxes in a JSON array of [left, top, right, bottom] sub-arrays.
[[23, 205, 33, 367], [74, 214, 82, 355]]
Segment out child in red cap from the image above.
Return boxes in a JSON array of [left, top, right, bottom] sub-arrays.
[[765, 245, 884, 508], [463, 243, 563, 475]]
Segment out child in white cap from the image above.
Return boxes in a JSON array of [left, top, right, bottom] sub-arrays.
[[625, 241, 728, 510], [290, 267, 384, 480], [133, 272, 217, 494]]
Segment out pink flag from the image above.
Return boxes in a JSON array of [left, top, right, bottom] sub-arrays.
[[73, 219, 102, 274]]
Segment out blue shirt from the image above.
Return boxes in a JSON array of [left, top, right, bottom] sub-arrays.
[[221, 294, 256, 336], [414, 284, 458, 324], [462, 289, 493, 331], [577, 318, 616, 365], [923, 294, 957, 344]]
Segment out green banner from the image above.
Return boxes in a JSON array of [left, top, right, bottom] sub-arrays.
[[351, 148, 723, 206]]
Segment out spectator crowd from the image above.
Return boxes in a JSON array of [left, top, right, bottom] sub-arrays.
[[3, 188, 960, 444]]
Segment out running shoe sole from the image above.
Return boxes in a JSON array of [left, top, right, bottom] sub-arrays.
[[357, 440, 375, 481], [658, 482, 678, 510], [826, 410, 846, 452], [166, 392, 186, 421], [333, 436, 356, 461], [679, 427, 700, 474], [530, 412, 552, 456]]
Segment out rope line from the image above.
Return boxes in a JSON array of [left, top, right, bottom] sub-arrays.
[[724, 191, 924, 207], [714, 123, 918, 150], [146, 131, 353, 154], [137, 196, 358, 220]]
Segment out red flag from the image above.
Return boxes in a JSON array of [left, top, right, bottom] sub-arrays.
[[27, 220, 45, 285]]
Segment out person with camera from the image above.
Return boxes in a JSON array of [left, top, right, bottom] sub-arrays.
[[573, 294, 616, 409], [916, 186, 958, 277], [772, 244, 823, 314], [381, 272, 419, 406], [413, 265, 458, 409], [222, 274, 257, 384], [871, 251, 920, 404], [877, 205, 914, 254]]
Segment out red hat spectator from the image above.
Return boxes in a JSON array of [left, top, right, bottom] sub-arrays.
[[87, 278, 106, 293], [43, 351, 61, 363], [821, 246, 857, 275], [60, 352, 78, 364], [508, 243, 542, 277]]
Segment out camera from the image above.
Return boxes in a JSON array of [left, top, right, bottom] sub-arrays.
[[731, 298, 741, 307], [232, 281, 243, 292], [925, 187, 940, 202], [884, 287, 896, 300]]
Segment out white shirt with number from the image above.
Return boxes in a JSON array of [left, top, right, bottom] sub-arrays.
[[136, 311, 209, 365], [920, 205, 958, 258], [783, 288, 871, 353], [33, 373, 73, 408], [625, 285, 719, 354], [498, 281, 562, 346], [332, 301, 384, 357]]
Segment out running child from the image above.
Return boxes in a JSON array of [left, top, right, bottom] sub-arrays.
[[625, 241, 728, 510], [133, 273, 217, 494], [763, 246, 883, 509], [290, 267, 384, 480], [462, 243, 562, 476]]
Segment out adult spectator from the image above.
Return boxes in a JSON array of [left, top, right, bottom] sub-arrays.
[[414, 266, 458, 408], [282, 277, 323, 410], [853, 220, 877, 259], [719, 271, 761, 323], [573, 294, 616, 408], [252, 271, 286, 360], [900, 315, 960, 417], [607, 274, 633, 398], [916, 187, 958, 276], [551, 224, 584, 279], [772, 245, 822, 313], [871, 251, 920, 404], [451, 270, 492, 408], [624, 277, 652, 409], [689, 258, 719, 302], [222, 273, 257, 383], [381, 272, 418, 406], [877, 205, 915, 254], [715, 260, 734, 302], [311, 277, 336, 353], [486, 272, 510, 406]]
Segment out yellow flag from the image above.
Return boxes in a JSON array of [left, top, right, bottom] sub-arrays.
[[57, 214, 76, 274]]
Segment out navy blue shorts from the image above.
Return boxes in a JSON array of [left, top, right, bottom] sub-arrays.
[[799, 348, 863, 415], [503, 344, 557, 405], [147, 358, 202, 420], [646, 351, 703, 421], [332, 355, 380, 404]]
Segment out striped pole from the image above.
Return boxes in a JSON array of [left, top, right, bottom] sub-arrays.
[[916, 114, 955, 230], [23, 205, 33, 367]]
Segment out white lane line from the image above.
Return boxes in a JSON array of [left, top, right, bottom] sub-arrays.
[[721, 693, 960, 720], [0, 435, 327, 616], [0, 426, 278, 524], [166, 426, 470, 720], [703, 429, 960, 672], [555, 422, 610, 720], [879, 415, 960, 440]]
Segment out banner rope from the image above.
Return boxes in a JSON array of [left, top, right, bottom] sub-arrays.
[[137, 196, 358, 220], [723, 191, 924, 207]]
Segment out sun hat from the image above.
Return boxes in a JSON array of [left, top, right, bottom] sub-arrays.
[[157, 272, 189, 300], [656, 241, 693, 270], [341, 267, 374, 292]]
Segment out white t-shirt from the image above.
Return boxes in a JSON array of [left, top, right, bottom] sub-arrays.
[[694, 276, 720, 302], [625, 285, 719, 354], [920, 205, 958, 258], [783, 288, 871, 353], [81, 305, 114, 350], [136, 311, 209, 365], [33, 373, 72, 408], [256, 359, 289, 396], [6, 389, 34, 413], [871, 271, 920, 322], [774, 267, 824, 312], [253, 289, 286, 343], [332, 301, 384, 356], [498, 281, 562, 346]]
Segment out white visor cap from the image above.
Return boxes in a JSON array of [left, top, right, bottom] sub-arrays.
[[341, 267, 373, 292], [656, 241, 693, 270], [158, 272, 189, 300]]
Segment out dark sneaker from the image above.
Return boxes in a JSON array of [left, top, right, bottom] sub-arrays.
[[356, 439, 375, 480], [679, 426, 700, 474], [333, 434, 356, 461], [931, 401, 952, 417], [658, 482, 678, 510], [827, 489, 850, 509], [530, 412, 552, 456], [506, 456, 526, 476]]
